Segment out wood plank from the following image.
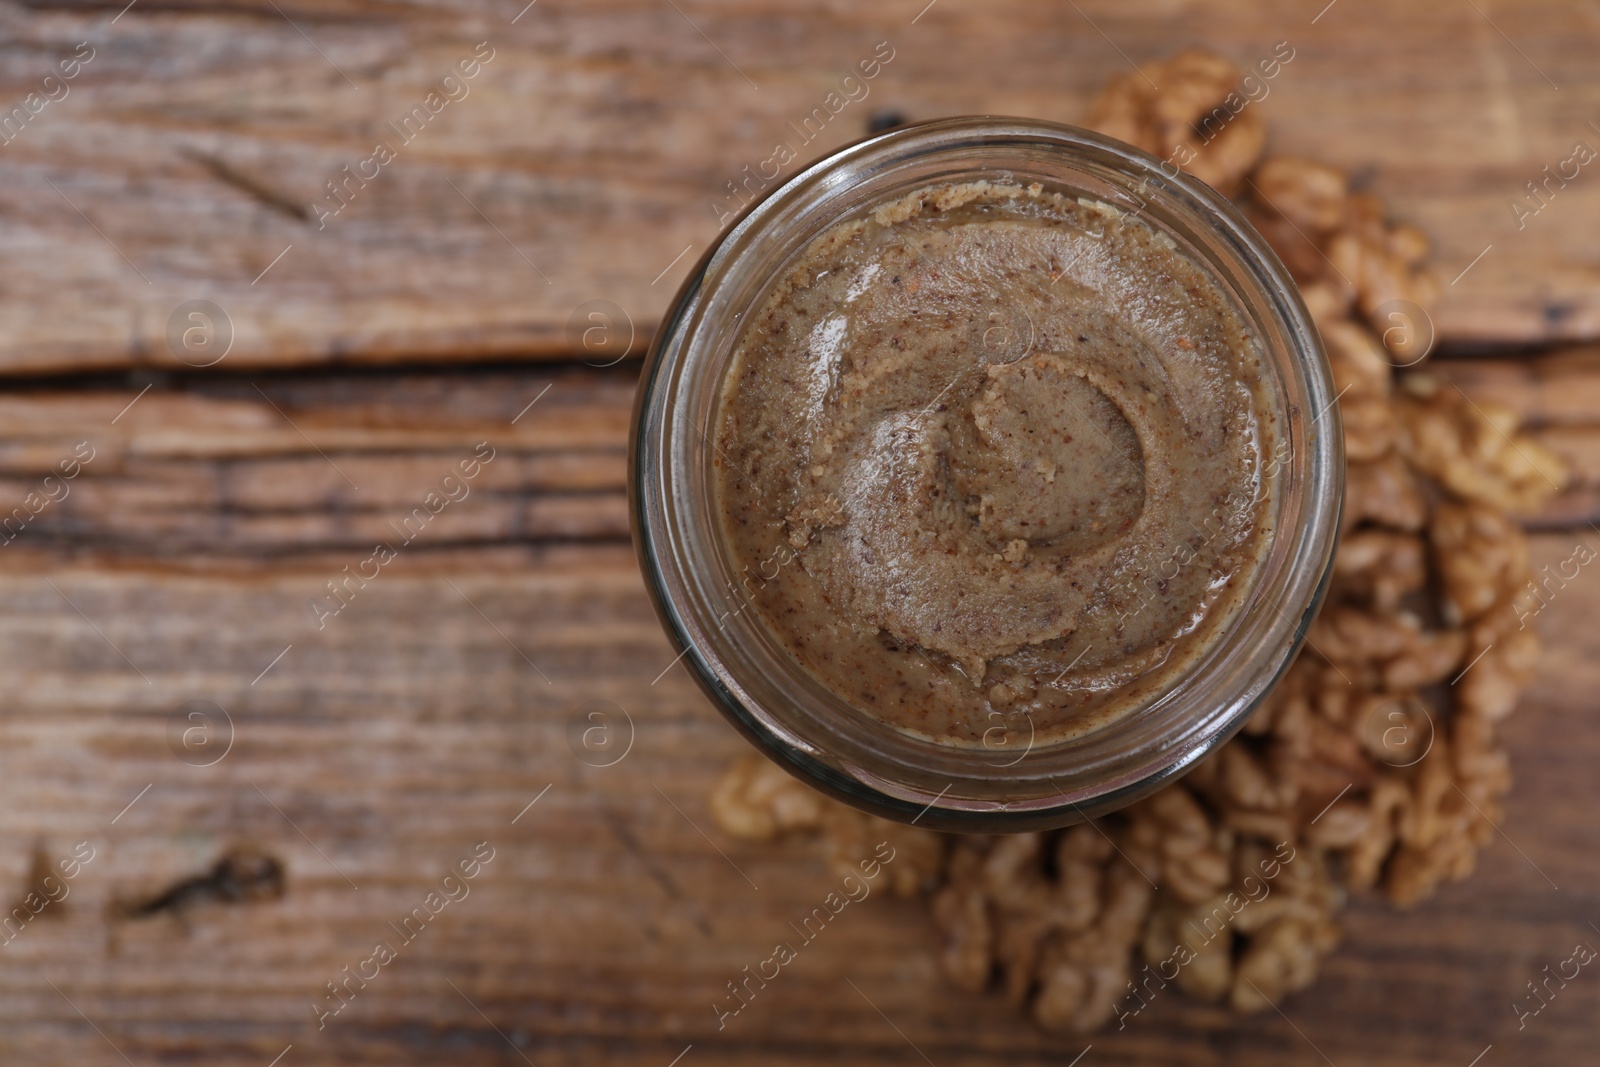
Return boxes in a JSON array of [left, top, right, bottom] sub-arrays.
[[0, 366, 632, 554], [3, 0, 1599, 376], [0, 541, 1594, 1067]]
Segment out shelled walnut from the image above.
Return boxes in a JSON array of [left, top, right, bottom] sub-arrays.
[[1246, 156, 1442, 351], [1396, 374, 1568, 516], [928, 828, 1156, 1033], [710, 752, 943, 897], [1086, 49, 1267, 195]]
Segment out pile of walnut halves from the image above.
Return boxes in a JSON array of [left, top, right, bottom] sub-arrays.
[[709, 51, 1569, 1034]]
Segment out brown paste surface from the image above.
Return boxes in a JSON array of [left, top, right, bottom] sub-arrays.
[[714, 181, 1279, 747]]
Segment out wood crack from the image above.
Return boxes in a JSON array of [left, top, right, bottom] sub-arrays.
[[182, 148, 310, 223]]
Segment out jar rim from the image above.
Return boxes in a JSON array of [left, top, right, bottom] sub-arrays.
[[630, 116, 1343, 832]]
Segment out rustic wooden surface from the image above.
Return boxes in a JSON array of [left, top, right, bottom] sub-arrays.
[[1, 0, 1599, 374], [6, 1, 1600, 1063], [0, 355, 1596, 1067]]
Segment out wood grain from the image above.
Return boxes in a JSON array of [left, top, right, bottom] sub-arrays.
[[0, 368, 633, 553], [0, 355, 1596, 1065], [2, 0, 1599, 376]]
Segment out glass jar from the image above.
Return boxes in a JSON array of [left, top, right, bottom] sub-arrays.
[[631, 117, 1342, 832]]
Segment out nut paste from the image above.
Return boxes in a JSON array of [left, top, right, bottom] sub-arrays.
[[714, 181, 1281, 746]]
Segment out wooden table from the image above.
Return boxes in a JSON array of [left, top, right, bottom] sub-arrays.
[[2, 2, 1598, 1065]]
